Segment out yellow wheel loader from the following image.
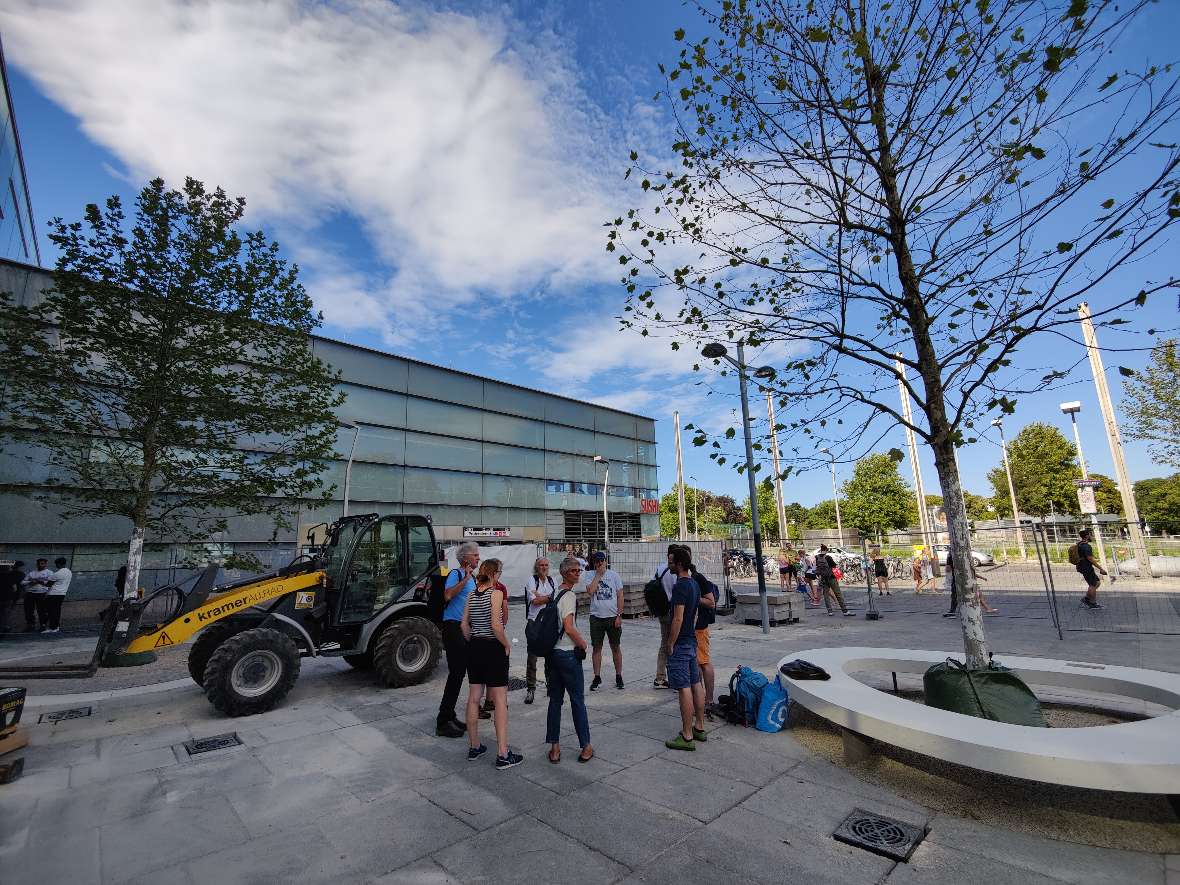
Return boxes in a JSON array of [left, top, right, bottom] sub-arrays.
[[0, 514, 445, 716]]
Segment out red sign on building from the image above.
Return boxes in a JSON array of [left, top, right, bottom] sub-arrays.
[[640, 498, 660, 514]]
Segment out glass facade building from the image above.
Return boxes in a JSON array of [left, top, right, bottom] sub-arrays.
[[0, 260, 660, 567], [0, 35, 40, 266]]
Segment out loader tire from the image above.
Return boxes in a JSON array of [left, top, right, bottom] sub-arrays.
[[342, 651, 373, 670], [373, 616, 441, 688], [204, 627, 300, 716], [187, 624, 240, 687]]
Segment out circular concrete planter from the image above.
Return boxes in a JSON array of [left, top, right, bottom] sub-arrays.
[[778, 646, 1180, 794]]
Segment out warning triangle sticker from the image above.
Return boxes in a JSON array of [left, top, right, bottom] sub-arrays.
[[153, 631, 174, 648]]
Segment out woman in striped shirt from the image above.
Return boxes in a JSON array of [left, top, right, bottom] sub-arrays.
[[461, 559, 522, 769]]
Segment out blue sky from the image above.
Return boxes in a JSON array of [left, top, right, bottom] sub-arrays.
[[2, 0, 1176, 510]]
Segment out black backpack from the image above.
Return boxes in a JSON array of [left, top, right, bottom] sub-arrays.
[[525, 588, 571, 658], [693, 570, 718, 628], [426, 573, 448, 624], [644, 568, 671, 618]]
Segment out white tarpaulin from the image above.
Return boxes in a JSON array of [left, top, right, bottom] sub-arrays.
[[444, 544, 545, 598]]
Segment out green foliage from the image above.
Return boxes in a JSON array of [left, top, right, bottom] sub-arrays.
[[659, 485, 735, 537], [804, 499, 839, 529], [840, 454, 917, 534], [0, 177, 343, 541], [1134, 474, 1180, 534], [1091, 473, 1125, 516], [986, 423, 1080, 516], [1122, 339, 1180, 469]]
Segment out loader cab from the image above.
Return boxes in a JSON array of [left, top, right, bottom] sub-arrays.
[[328, 514, 438, 626]]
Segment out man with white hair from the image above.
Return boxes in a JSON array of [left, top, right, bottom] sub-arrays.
[[522, 556, 556, 705], [437, 541, 480, 738]]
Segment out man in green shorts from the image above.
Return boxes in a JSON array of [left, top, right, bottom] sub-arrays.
[[587, 551, 625, 691]]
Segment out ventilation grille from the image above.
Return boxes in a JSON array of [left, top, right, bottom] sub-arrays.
[[184, 733, 243, 755], [507, 677, 529, 692], [832, 809, 926, 862], [38, 706, 92, 724]]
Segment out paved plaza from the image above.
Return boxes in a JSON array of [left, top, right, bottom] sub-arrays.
[[2, 589, 1179, 885]]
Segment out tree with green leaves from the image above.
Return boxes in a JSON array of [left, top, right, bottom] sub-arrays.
[[0, 178, 343, 599], [805, 499, 839, 530], [1123, 339, 1180, 470], [613, 1, 1179, 665], [840, 453, 916, 537], [1091, 474, 1124, 516], [1134, 474, 1180, 535], [986, 423, 1081, 517]]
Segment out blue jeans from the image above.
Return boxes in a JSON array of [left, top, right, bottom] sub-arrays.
[[545, 649, 590, 748]]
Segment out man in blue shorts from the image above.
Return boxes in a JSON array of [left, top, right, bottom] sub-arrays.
[[663, 547, 706, 750]]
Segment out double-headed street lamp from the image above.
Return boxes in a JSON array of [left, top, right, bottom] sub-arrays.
[[1059, 402, 1108, 570], [592, 455, 610, 549], [701, 341, 775, 634]]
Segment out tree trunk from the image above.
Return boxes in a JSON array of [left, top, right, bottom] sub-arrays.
[[123, 525, 145, 601], [930, 435, 990, 667]]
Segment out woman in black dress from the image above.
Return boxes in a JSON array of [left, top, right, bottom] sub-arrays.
[[870, 545, 891, 596]]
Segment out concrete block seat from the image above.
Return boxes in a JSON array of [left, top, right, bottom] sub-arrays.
[[777, 646, 1180, 794]]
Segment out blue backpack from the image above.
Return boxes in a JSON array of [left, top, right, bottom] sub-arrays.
[[756, 674, 790, 733], [729, 666, 769, 727]]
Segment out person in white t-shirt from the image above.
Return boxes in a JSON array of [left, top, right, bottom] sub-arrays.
[[586, 552, 625, 692], [21, 558, 52, 633], [522, 557, 556, 705], [41, 557, 72, 634]]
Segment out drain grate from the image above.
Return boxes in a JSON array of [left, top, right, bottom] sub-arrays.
[[507, 677, 529, 692], [833, 809, 926, 862], [38, 706, 92, 724], [184, 733, 242, 755]]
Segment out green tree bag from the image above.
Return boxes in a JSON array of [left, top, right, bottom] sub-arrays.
[[923, 658, 1047, 727]]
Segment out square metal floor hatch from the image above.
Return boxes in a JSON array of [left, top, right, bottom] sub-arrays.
[[184, 733, 242, 755], [507, 677, 529, 692], [38, 706, 92, 724], [832, 808, 926, 862]]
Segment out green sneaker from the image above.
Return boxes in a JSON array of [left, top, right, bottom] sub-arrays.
[[692, 728, 707, 742], [665, 733, 696, 751]]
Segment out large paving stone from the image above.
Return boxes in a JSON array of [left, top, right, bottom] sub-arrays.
[[30, 770, 165, 833], [371, 858, 462, 884], [605, 710, 688, 743], [155, 752, 273, 803], [99, 793, 248, 882], [252, 729, 369, 779], [183, 825, 342, 885], [656, 729, 805, 787], [924, 814, 1167, 884], [69, 745, 181, 787], [534, 780, 702, 869], [885, 839, 1066, 885], [423, 762, 558, 830], [333, 742, 452, 801], [571, 722, 669, 768], [740, 769, 929, 834], [225, 771, 363, 838], [432, 815, 627, 885], [9, 824, 100, 885], [318, 788, 476, 876], [620, 846, 772, 885], [603, 755, 758, 822], [97, 722, 192, 758], [20, 736, 100, 773], [689, 805, 893, 885], [514, 750, 623, 795]]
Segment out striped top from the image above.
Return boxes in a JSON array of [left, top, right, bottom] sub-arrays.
[[467, 586, 495, 638]]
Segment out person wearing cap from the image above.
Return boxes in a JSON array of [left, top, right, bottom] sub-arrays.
[[587, 551, 625, 692]]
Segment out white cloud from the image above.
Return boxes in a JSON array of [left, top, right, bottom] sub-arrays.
[[0, 0, 629, 337]]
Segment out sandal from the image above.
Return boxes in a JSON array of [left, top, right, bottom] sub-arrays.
[[548, 747, 561, 764], [577, 747, 594, 763]]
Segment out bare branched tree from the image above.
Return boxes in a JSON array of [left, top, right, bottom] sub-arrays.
[[611, 0, 1180, 664]]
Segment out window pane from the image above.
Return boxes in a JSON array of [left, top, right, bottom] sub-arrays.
[[403, 467, 481, 505], [594, 433, 637, 462], [636, 439, 657, 466], [544, 451, 574, 481], [314, 340, 409, 392], [483, 443, 544, 478], [594, 409, 635, 438], [336, 383, 407, 428], [483, 412, 544, 448], [483, 383, 543, 418], [406, 517, 436, 580], [408, 363, 483, 405], [350, 426, 405, 465], [544, 397, 594, 429], [545, 424, 595, 456], [339, 518, 402, 624], [406, 398, 482, 439], [405, 432, 481, 472], [484, 475, 543, 508], [343, 463, 404, 502]]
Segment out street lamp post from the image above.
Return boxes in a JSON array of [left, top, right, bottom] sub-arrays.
[[339, 420, 360, 518], [592, 455, 610, 549], [821, 448, 844, 547], [1060, 402, 1108, 571], [990, 418, 1026, 560], [702, 341, 773, 634]]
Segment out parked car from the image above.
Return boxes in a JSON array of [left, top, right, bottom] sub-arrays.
[[808, 546, 859, 561], [933, 545, 995, 567]]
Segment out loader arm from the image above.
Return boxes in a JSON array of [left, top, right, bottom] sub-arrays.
[[124, 570, 326, 654]]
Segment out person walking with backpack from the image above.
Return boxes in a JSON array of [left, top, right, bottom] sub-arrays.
[[664, 547, 706, 750], [544, 557, 593, 764], [436, 542, 480, 738], [587, 551, 625, 692], [522, 557, 556, 705], [462, 559, 522, 770], [1072, 528, 1107, 610], [816, 545, 854, 617]]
